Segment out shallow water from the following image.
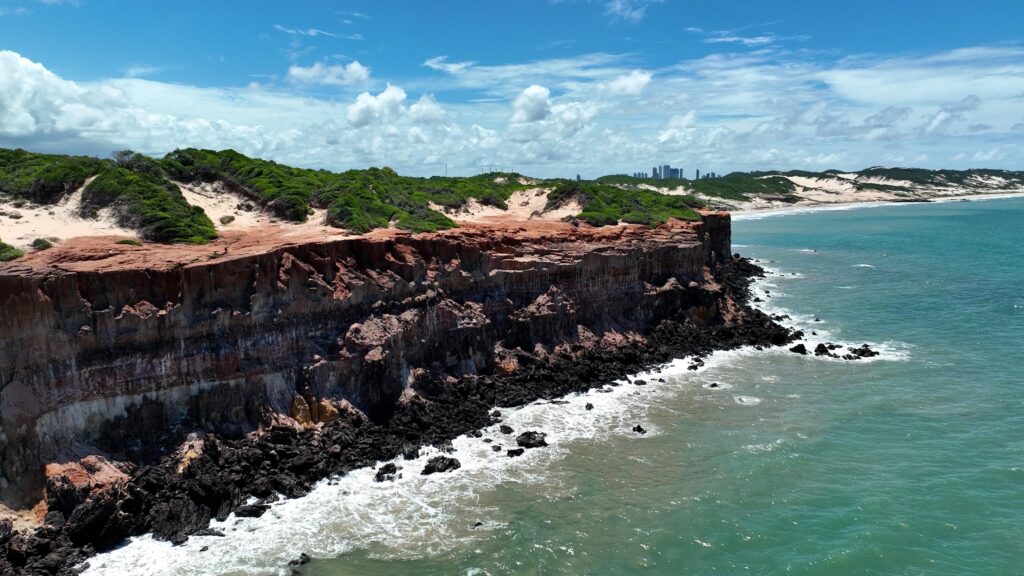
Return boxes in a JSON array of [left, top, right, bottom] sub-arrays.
[[86, 196, 1024, 575]]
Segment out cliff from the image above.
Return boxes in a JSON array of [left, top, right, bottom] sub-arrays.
[[0, 213, 732, 510]]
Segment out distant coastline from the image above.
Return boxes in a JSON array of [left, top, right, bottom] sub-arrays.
[[731, 189, 1024, 219]]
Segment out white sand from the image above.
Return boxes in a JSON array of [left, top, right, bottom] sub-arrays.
[[0, 176, 136, 246], [174, 181, 266, 230], [430, 188, 582, 222]]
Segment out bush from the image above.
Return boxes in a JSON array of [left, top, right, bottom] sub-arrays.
[[0, 239, 23, 261], [547, 180, 701, 227], [83, 168, 217, 244], [115, 238, 143, 246]]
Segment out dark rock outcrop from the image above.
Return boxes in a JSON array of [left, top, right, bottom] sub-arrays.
[[421, 456, 461, 475], [515, 432, 547, 449]]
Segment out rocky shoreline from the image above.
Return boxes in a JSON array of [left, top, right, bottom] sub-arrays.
[[0, 256, 796, 575]]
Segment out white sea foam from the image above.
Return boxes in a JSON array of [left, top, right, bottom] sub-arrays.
[[83, 253, 914, 575], [853, 263, 875, 268], [82, 357, 721, 576]]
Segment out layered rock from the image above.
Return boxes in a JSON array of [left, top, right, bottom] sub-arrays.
[[0, 213, 731, 508]]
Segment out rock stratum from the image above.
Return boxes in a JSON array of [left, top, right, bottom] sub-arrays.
[[0, 213, 794, 575]]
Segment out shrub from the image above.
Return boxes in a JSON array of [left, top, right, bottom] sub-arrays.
[[115, 238, 143, 246], [0, 239, 23, 261]]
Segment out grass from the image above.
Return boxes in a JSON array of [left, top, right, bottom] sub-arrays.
[[547, 180, 702, 226], [0, 238, 24, 261]]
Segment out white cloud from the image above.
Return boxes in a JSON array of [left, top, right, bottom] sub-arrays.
[[423, 56, 476, 74], [124, 65, 162, 78], [408, 94, 446, 124], [605, 69, 652, 96], [604, 0, 661, 23], [287, 61, 370, 86], [1, 46, 1022, 178], [704, 34, 776, 47], [347, 84, 407, 127], [511, 85, 552, 123], [273, 24, 337, 38]]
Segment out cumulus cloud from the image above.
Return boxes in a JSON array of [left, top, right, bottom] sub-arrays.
[[511, 85, 551, 123], [347, 84, 407, 127], [605, 70, 652, 96], [1, 46, 1023, 178], [287, 61, 370, 86], [408, 94, 446, 124], [920, 94, 981, 134]]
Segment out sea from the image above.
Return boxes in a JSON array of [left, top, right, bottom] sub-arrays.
[[84, 195, 1024, 575]]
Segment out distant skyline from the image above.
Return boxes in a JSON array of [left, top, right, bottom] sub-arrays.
[[1, 0, 1023, 178]]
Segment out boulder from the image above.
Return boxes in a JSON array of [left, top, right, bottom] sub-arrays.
[[789, 343, 807, 355], [516, 431, 548, 449], [421, 456, 461, 475], [374, 463, 398, 483]]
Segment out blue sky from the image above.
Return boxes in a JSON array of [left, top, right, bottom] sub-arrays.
[[1, 0, 1022, 177]]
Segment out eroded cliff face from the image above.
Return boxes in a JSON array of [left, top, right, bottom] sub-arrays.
[[0, 213, 730, 507]]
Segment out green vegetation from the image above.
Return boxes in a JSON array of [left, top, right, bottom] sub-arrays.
[[0, 148, 218, 244], [596, 173, 798, 202], [0, 148, 104, 203], [0, 239, 23, 262], [160, 148, 530, 232], [83, 167, 217, 244], [115, 238, 143, 246], [547, 180, 702, 226], [30, 238, 54, 250]]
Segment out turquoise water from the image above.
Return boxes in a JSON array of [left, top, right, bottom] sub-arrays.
[[86, 197, 1024, 576]]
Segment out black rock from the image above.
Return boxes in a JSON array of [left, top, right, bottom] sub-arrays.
[[709, 382, 719, 388], [499, 425, 514, 434], [468, 429, 483, 438], [585, 403, 594, 411], [634, 379, 647, 386], [421, 456, 461, 475], [483, 438, 493, 443], [632, 424, 647, 434], [234, 503, 270, 518], [194, 528, 226, 537], [490, 410, 502, 418], [289, 552, 312, 566], [814, 343, 830, 356], [402, 444, 420, 460], [507, 448, 525, 457], [491, 445, 502, 452], [374, 463, 398, 482], [789, 343, 808, 355], [516, 431, 548, 449], [0, 520, 11, 547], [473, 521, 484, 528]]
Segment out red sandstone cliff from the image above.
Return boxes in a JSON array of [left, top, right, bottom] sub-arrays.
[[0, 213, 730, 508]]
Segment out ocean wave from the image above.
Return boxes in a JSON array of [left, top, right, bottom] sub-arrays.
[[84, 264, 911, 575], [82, 357, 720, 576]]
